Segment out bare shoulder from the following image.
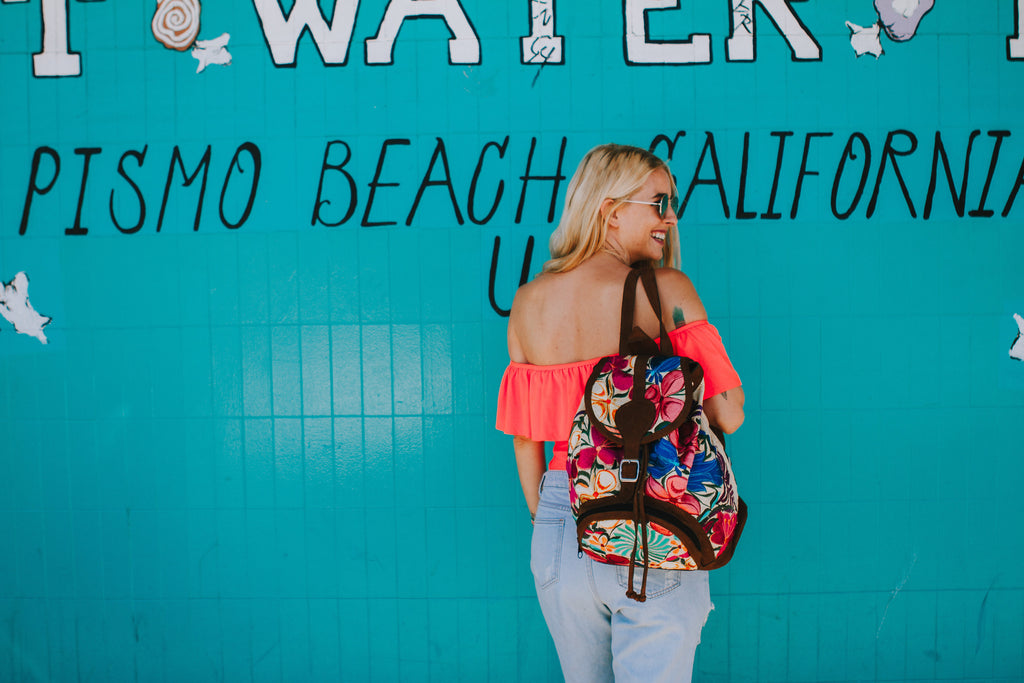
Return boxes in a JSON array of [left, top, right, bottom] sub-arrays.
[[507, 273, 552, 363], [653, 268, 707, 328]]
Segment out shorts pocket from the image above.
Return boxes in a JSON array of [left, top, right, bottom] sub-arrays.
[[530, 518, 564, 590], [615, 565, 684, 600]]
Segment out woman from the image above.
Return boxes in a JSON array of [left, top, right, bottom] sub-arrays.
[[495, 144, 745, 682]]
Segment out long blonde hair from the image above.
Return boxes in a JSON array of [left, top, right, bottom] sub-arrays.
[[543, 144, 680, 273]]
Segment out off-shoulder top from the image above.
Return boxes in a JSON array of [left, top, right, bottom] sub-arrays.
[[496, 320, 742, 471]]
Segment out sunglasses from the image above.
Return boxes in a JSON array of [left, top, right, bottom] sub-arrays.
[[622, 194, 680, 219]]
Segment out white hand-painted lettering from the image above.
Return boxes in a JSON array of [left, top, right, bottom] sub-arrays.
[[624, 0, 711, 64], [521, 0, 563, 64], [0, 0, 81, 76], [253, 0, 358, 66], [726, 0, 822, 61], [366, 0, 480, 64], [1009, 0, 1024, 59]]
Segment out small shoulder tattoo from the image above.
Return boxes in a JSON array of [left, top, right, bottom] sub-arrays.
[[672, 306, 686, 328]]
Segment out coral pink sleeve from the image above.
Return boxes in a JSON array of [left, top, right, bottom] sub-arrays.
[[495, 320, 740, 444], [665, 320, 742, 398], [495, 361, 595, 443]]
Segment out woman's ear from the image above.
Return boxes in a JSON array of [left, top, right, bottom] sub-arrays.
[[600, 198, 619, 229]]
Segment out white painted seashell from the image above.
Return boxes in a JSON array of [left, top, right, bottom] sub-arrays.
[[152, 0, 201, 51]]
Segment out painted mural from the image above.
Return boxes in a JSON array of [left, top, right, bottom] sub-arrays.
[[2, 1, 1023, 681]]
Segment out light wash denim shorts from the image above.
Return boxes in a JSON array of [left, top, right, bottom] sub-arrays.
[[531, 470, 713, 683]]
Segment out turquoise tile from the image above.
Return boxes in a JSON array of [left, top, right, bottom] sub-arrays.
[[186, 509, 219, 599], [303, 508, 338, 597], [396, 600, 431, 681], [333, 418, 366, 507], [391, 324, 423, 415], [271, 325, 301, 416], [367, 599, 401, 681], [394, 417, 425, 507], [331, 325, 363, 415], [249, 599, 283, 682], [303, 417, 334, 508], [358, 231, 391, 322], [307, 599, 342, 680], [273, 418, 303, 508], [238, 236, 270, 324], [338, 599, 371, 679], [243, 418, 275, 508], [217, 510, 249, 599], [273, 504, 308, 588], [427, 599, 460, 681], [422, 325, 454, 414], [457, 598, 490, 680]]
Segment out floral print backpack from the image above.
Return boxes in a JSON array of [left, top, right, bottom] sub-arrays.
[[567, 267, 746, 601]]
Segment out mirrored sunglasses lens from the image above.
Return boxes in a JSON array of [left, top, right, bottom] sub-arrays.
[[658, 195, 679, 218]]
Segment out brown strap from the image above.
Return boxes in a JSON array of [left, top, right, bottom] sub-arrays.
[[619, 267, 672, 356], [618, 269, 642, 356], [637, 267, 672, 355]]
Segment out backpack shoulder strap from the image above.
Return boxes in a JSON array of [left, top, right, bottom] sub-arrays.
[[619, 267, 673, 356]]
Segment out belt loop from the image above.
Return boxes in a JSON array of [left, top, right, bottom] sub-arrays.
[[538, 471, 548, 496]]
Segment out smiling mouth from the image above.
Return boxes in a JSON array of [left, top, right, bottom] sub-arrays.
[[652, 232, 665, 244]]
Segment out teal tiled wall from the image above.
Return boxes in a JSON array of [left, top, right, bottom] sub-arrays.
[[2, 1, 1024, 680]]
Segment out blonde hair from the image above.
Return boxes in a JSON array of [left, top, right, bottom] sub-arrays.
[[543, 144, 680, 273]]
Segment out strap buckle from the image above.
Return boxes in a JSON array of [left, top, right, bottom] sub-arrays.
[[620, 459, 640, 482]]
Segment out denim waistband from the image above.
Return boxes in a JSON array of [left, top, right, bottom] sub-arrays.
[[540, 469, 569, 492]]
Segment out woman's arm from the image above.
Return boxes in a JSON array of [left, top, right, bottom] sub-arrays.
[[653, 268, 745, 433], [704, 387, 745, 434], [513, 436, 547, 518]]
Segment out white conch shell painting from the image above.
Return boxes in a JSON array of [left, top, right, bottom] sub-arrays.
[[1010, 313, 1024, 362], [845, 20, 884, 58], [192, 33, 231, 73], [846, 0, 935, 57], [152, 0, 201, 51], [0, 272, 51, 344]]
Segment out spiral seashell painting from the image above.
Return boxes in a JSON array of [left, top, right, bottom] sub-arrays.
[[152, 0, 201, 51]]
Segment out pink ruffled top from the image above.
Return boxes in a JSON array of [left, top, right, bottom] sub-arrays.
[[495, 320, 741, 471]]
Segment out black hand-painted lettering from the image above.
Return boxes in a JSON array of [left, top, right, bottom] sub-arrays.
[[407, 137, 464, 226], [468, 136, 510, 225], [680, 132, 730, 219], [866, 130, 918, 219], [735, 132, 756, 219], [219, 142, 262, 229], [791, 132, 832, 219], [489, 234, 535, 317], [924, 130, 979, 219], [312, 140, 357, 227], [762, 131, 792, 219], [157, 145, 212, 232], [362, 138, 410, 227], [516, 136, 566, 223], [831, 132, 871, 220], [19, 146, 60, 236], [67, 147, 102, 235], [110, 146, 148, 234], [970, 131, 1011, 217]]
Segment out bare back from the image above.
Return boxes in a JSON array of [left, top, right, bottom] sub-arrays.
[[508, 254, 707, 366]]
